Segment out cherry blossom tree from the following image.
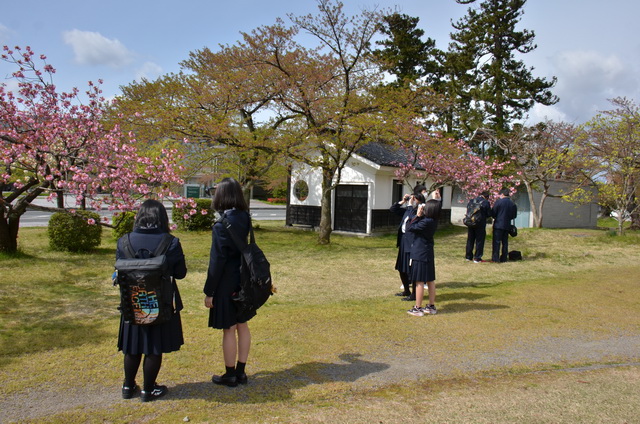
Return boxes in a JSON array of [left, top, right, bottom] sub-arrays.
[[0, 46, 192, 253], [394, 124, 519, 202]]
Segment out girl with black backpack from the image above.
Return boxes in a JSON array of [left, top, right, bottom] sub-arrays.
[[116, 199, 187, 402], [203, 178, 252, 387]]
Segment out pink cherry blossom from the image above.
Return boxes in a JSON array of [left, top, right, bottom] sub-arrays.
[[393, 124, 520, 202], [1, 46, 191, 252]]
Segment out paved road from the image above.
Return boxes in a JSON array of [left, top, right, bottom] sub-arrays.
[[19, 198, 286, 227]]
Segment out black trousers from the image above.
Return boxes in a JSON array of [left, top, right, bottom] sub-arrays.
[[465, 226, 486, 260], [492, 228, 509, 262]]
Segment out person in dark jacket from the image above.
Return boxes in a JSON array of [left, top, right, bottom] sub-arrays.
[[465, 191, 492, 263], [117, 199, 187, 402], [491, 188, 518, 263], [203, 178, 252, 387], [407, 193, 441, 317], [389, 184, 429, 300], [390, 192, 417, 298]]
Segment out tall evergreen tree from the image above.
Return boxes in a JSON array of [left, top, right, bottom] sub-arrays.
[[372, 13, 440, 87], [450, 0, 558, 140]]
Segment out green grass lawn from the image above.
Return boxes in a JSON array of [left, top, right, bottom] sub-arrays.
[[1, 222, 639, 423]]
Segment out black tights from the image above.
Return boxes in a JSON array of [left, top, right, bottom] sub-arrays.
[[399, 271, 412, 295], [124, 353, 162, 391]]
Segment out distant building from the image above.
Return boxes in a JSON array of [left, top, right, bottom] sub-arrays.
[[450, 180, 598, 229], [286, 143, 452, 234], [288, 143, 598, 233]]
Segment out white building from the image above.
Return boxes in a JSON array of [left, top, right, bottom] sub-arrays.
[[287, 143, 452, 234], [288, 143, 598, 233]]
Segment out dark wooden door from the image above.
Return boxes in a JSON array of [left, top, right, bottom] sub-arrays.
[[334, 185, 368, 233]]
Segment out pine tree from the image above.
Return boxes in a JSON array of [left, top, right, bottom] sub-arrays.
[[450, 0, 558, 140], [372, 13, 440, 87]]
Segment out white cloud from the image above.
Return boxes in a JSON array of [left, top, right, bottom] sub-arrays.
[[0, 24, 11, 44], [0, 78, 20, 94], [550, 50, 640, 122], [135, 61, 163, 82], [63, 29, 134, 68], [527, 103, 568, 124]]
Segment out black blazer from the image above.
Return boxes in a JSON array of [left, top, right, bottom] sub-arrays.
[[390, 202, 415, 248], [203, 209, 251, 297], [116, 228, 187, 311], [492, 197, 517, 230], [408, 216, 437, 261]]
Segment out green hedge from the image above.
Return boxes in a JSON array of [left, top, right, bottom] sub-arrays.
[[172, 198, 215, 231], [48, 210, 102, 252], [111, 211, 136, 240]]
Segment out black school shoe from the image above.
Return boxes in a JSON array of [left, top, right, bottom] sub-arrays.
[[122, 383, 139, 399], [212, 374, 238, 387], [236, 372, 248, 385], [140, 384, 168, 402]]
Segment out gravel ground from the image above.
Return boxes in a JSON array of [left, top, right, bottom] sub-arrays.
[[3, 333, 639, 423]]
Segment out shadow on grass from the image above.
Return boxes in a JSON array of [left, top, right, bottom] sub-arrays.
[[0, 275, 116, 367], [0, 318, 112, 368], [170, 353, 389, 404], [441, 302, 509, 314], [438, 281, 504, 290], [437, 292, 492, 302], [0, 250, 37, 261]]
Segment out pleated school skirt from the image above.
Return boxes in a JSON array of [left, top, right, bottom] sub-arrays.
[[208, 276, 254, 329], [395, 245, 412, 274], [118, 312, 184, 355], [410, 259, 436, 283]]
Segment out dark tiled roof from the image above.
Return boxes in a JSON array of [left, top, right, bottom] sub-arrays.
[[355, 142, 413, 167]]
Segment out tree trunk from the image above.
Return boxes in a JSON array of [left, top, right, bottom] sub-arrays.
[[523, 181, 541, 228], [536, 189, 548, 229], [0, 212, 20, 254], [242, 183, 252, 212], [618, 217, 624, 236], [56, 190, 64, 208], [317, 169, 333, 245]]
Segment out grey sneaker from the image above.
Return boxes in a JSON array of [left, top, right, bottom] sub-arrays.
[[407, 306, 424, 317], [424, 305, 437, 315]]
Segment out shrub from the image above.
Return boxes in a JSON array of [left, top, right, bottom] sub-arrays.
[[48, 210, 102, 252], [270, 184, 288, 199], [266, 197, 287, 204], [172, 198, 215, 231], [112, 211, 136, 240]]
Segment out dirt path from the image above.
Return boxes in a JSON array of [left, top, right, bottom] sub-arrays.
[[3, 333, 640, 423]]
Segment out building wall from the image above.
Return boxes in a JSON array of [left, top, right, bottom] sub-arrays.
[[531, 181, 598, 228], [290, 162, 325, 207], [289, 157, 454, 234], [450, 182, 598, 229]]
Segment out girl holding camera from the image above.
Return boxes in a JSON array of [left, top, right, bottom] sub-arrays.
[[406, 192, 441, 316]]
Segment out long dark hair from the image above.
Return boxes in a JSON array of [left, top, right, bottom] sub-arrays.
[[134, 199, 170, 232], [423, 199, 441, 220], [212, 178, 249, 212]]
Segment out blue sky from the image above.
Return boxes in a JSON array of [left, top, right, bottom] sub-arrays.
[[2, 0, 639, 124]]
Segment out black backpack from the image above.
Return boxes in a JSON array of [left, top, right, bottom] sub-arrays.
[[463, 198, 484, 228], [114, 233, 175, 326], [219, 216, 273, 322], [508, 250, 522, 261]]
